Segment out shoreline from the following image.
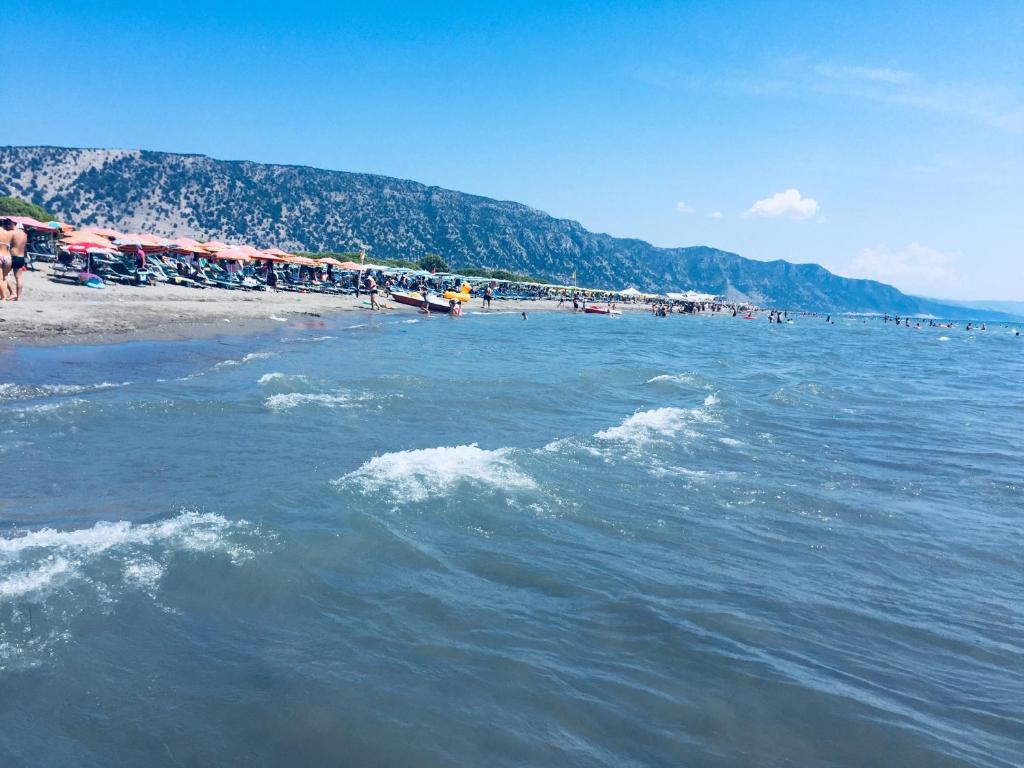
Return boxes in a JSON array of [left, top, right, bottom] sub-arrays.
[[1, 267, 648, 346]]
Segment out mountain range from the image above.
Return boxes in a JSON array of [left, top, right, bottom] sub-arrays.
[[0, 145, 1013, 318]]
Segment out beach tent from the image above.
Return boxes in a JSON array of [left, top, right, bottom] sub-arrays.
[[619, 287, 644, 297], [666, 291, 717, 303]]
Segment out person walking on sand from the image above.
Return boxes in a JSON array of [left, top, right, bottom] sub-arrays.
[[7, 222, 28, 300], [483, 285, 493, 309], [366, 274, 380, 310]]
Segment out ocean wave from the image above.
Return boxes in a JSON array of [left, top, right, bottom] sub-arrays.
[[257, 372, 309, 386], [645, 373, 698, 385], [0, 510, 266, 670], [543, 396, 721, 462], [9, 397, 89, 417], [0, 381, 130, 402], [280, 335, 336, 344], [597, 396, 718, 445], [264, 391, 369, 411], [334, 444, 537, 502], [214, 351, 276, 369]]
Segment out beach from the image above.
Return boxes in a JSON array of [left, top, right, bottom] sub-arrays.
[[0, 266, 612, 344]]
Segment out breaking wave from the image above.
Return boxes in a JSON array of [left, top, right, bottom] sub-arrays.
[[645, 373, 698, 386], [334, 444, 538, 502], [257, 372, 309, 386], [0, 381, 130, 402], [214, 351, 276, 368], [264, 391, 371, 411], [596, 395, 719, 445], [0, 511, 267, 671]]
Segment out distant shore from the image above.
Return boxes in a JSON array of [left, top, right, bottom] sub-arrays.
[[0, 267, 650, 345]]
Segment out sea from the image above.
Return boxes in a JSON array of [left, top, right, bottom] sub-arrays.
[[0, 310, 1021, 767]]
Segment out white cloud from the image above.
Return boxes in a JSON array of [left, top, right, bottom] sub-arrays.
[[706, 211, 723, 219], [744, 189, 819, 219], [845, 242, 961, 293], [676, 201, 694, 214]]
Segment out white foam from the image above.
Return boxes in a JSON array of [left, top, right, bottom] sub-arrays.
[[335, 444, 537, 502], [12, 398, 88, 416], [257, 372, 308, 386], [939, 336, 951, 342], [594, 396, 719, 450], [0, 381, 130, 401], [0, 511, 259, 601], [0, 511, 265, 670], [269, 314, 288, 322], [281, 335, 335, 344], [264, 392, 363, 411], [0, 558, 73, 599], [401, 319, 420, 324], [596, 407, 690, 443], [214, 351, 276, 368], [646, 373, 697, 385]]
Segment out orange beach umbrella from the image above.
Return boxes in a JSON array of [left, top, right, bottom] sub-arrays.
[[212, 247, 253, 262], [263, 247, 294, 258]]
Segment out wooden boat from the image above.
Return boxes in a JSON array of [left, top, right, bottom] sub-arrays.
[[390, 291, 454, 314]]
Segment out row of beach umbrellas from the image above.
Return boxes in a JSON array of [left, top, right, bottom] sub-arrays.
[[52, 225, 373, 270]]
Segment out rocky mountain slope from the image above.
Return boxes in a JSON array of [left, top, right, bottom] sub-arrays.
[[0, 146, 982, 314]]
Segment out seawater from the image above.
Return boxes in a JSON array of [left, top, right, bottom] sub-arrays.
[[0, 312, 1021, 767]]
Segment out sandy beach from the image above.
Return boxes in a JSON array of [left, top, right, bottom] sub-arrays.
[[0, 266, 637, 344]]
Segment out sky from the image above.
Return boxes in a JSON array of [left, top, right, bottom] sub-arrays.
[[4, 0, 1022, 299]]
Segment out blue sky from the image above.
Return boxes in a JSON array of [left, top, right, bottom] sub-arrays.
[[4, 1, 1022, 299]]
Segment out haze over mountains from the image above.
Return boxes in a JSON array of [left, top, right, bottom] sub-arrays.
[[0, 146, 1008, 317]]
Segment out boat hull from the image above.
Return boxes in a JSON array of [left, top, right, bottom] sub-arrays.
[[391, 292, 453, 313]]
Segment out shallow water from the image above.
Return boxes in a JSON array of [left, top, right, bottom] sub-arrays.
[[1, 312, 1021, 767]]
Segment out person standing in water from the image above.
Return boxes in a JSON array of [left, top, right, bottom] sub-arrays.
[[419, 282, 430, 313]]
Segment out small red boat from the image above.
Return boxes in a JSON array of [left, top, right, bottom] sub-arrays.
[[584, 305, 621, 315]]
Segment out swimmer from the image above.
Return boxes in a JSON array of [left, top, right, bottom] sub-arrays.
[[521, 311, 528, 320]]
